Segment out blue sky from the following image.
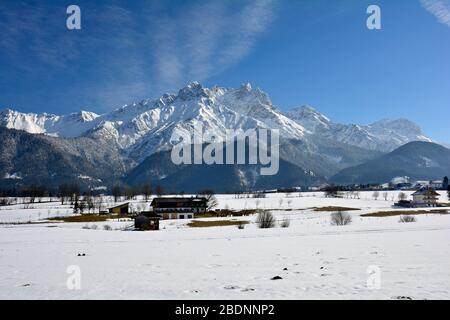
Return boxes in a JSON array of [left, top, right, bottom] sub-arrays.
[[0, 0, 449, 143]]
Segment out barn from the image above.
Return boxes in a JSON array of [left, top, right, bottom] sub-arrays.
[[134, 212, 161, 231], [108, 202, 130, 215], [151, 197, 207, 220]]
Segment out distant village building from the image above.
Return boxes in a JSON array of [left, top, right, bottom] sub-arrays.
[[151, 197, 207, 220], [412, 188, 440, 207], [414, 180, 444, 190], [134, 212, 161, 231], [395, 182, 413, 190], [414, 181, 431, 189], [108, 202, 130, 215], [430, 180, 443, 190]]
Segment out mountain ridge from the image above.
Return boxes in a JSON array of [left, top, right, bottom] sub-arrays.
[[331, 141, 450, 185], [0, 82, 443, 191], [1, 82, 432, 157]]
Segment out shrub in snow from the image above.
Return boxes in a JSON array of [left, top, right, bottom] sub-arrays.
[[82, 224, 90, 230], [398, 192, 407, 201], [330, 212, 352, 226], [90, 224, 98, 230], [103, 224, 112, 231], [237, 222, 246, 230], [256, 210, 276, 229], [280, 217, 291, 228], [399, 215, 416, 223]]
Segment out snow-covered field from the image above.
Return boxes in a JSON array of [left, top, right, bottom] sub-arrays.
[[0, 191, 449, 300]]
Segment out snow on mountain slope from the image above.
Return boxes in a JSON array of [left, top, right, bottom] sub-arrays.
[[1, 83, 432, 162], [286, 105, 331, 133], [122, 83, 307, 160], [1, 82, 306, 161], [286, 106, 432, 152], [0, 109, 99, 138]]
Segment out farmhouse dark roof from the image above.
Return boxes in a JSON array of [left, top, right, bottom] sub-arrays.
[[108, 202, 130, 209], [412, 188, 440, 196], [151, 197, 207, 207], [140, 211, 161, 219], [151, 197, 207, 203]]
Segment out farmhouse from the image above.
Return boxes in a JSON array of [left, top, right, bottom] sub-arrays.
[[412, 188, 440, 207], [151, 197, 207, 219], [108, 202, 130, 215]]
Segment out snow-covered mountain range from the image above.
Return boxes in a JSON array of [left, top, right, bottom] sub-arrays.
[[0, 82, 431, 158], [286, 105, 431, 152], [0, 82, 439, 191]]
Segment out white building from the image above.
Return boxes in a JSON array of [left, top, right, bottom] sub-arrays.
[[430, 180, 443, 190], [411, 188, 440, 207]]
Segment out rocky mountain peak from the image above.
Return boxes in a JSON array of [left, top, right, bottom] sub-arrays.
[[178, 81, 208, 100]]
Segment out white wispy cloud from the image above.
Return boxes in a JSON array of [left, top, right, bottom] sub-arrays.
[[149, 0, 276, 91], [0, 3, 78, 68], [0, 0, 276, 110], [420, 0, 450, 27]]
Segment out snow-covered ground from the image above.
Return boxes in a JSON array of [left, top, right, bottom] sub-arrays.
[[0, 191, 449, 300]]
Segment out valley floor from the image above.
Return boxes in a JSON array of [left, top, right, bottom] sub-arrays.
[[0, 191, 449, 300]]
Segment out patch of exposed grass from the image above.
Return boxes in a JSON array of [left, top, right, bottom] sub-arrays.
[[187, 220, 250, 228], [195, 209, 257, 219], [229, 209, 257, 217], [314, 206, 361, 212], [362, 209, 449, 218], [399, 216, 416, 223], [48, 214, 130, 223], [192, 212, 220, 218]]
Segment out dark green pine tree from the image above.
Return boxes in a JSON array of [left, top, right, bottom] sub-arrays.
[[443, 176, 449, 190]]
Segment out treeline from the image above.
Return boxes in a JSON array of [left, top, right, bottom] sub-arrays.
[[0, 185, 53, 201], [0, 182, 166, 205], [111, 184, 165, 202]]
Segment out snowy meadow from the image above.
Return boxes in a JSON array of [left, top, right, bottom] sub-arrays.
[[0, 191, 449, 300]]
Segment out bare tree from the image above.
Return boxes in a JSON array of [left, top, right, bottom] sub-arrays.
[[398, 192, 407, 201], [94, 196, 104, 213], [86, 194, 95, 214], [372, 191, 380, 200], [256, 210, 276, 229], [330, 212, 352, 226], [140, 184, 152, 202], [112, 185, 122, 203], [383, 192, 389, 201], [78, 200, 87, 215], [280, 217, 291, 228], [124, 186, 136, 200], [199, 189, 218, 211], [324, 185, 342, 198], [155, 185, 164, 197]]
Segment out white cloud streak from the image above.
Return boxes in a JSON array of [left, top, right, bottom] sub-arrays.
[[148, 0, 276, 91], [0, 0, 276, 110], [420, 0, 450, 27]]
